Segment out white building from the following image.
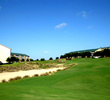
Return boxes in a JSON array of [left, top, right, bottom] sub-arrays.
[[0, 44, 30, 63], [0, 44, 11, 63]]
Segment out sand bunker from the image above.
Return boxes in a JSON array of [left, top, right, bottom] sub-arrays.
[[0, 67, 65, 83]]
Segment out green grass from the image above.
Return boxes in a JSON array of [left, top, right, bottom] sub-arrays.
[[0, 58, 110, 100]]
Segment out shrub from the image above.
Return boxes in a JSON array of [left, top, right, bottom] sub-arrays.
[[33, 74, 39, 77], [14, 76, 22, 80], [40, 73, 45, 76], [9, 78, 15, 82], [6, 57, 11, 64], [36, 59, 39, 61], [2, 79, 6, 83], [56, 57, 59, 60], [41, 72, 49, 76], [49, 57, 53, 60], [93, 49, 110, 57], [66, 57, 72, 60], [30, 59, 34, 61], [40, 58, 45, 61], [21, 59, 25, 62], [48, 71, 52, 75], [60, 55, 65, 59], [23, 75, 30, 78], [6, 57, 19, 63], [58, 59, 66, 63], [57, 69, 62, 71], [26, 59, 29, 62]]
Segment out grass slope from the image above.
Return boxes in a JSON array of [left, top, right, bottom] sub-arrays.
[[0, 58, 110, 100]]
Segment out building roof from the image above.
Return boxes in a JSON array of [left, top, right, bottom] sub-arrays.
[[70, 47, 110, 53], [70, 48, 98, 53], [11, 52, 29, 57], [0, 44, 11, 50]]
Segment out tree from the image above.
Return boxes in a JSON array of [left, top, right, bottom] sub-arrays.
[[6, 57, 11, 63], [36, 59, 39, 61], [11, 57, 19, 63], [26, 59, 29, 62], [40, 58, 45, 61], [81, 52, 91, 58], [21, 59, 25, 62], [30, 59, 34, 61], [60, 55, 65, 59], [56, 57, 59, 60], [102, 49, 110, 57], [94, 49, 110, 57], [6, 57, 19, 63], [0, 61, 3, 65], [49, 57, 53, 60], [94, 51, 102, 56]]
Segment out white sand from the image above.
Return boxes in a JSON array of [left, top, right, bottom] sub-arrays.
[[0, 67, 65, 83]]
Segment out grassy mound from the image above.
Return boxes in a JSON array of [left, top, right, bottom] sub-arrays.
[[0, 58, 110, 100], [0, 60, 64, 73]]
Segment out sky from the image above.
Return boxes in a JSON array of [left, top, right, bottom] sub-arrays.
[[0, 0, 110, 60]]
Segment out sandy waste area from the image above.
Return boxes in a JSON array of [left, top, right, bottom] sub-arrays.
[[0, 67, 65, 83]]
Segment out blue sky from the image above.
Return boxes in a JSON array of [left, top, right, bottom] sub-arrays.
[[0, 0, 110, 60]]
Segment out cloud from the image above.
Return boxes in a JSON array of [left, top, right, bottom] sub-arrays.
[[55, 23, 67, 29], [81, 11, 87, 18], [44, 51, 48, 53], [88, 25, 93, 29], [77, 11, 88, 19]]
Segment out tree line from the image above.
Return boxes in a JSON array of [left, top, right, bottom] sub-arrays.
[[9, 48, 109, 63], [6, 57, 33, 63], [93, 49, 110, 57], [36, 48, 110, 61], [60, 48, 110, 59], [36, 57, 59, 61]]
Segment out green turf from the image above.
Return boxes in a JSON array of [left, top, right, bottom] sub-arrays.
[[0, 58, 110, 100]]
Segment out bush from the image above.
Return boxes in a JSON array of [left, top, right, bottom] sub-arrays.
[[94, 51, 102, 56], [102, 49, 110, 57], [93, 49, 110, 57], [6, 57, 11, 64], [9, 78, 15, 82], [33, 74, 39, 77], [2, 79, 6, 83], [41, 72, 49, 76], [26, 59, 29, 62], [36, 59, 39, 61], [6, 57, 19, 63], [49, 57, 53, 60], [23, 75, 30, 78], [14, 76, 22, 80], [80, 52, 91, 58], [58, 59, 66, 63], [11, 57, 19, 63], [60, 55, 65, 59], [40, 58, 45, 61], [30, 59, 34, 61], [21, 59, 25, 62]]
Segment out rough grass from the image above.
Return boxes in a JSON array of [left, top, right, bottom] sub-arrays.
[[0, 60, 63, 73], [0, 58, 110, 100]]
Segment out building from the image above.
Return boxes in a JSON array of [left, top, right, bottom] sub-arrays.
[[0, 44, 11, 63], [67, 47, 110, 58], [11, 52, 30, 62], [0, 44, 30, 63]]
